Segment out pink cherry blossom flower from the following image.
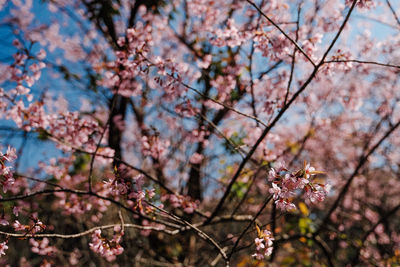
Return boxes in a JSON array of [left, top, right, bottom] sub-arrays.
[[0, 217, 8, 226], [269, 183, 281, 200], [0, 242, 8, 257], [36, 49, 46, 60], [268, 168, 277, 182], [13, 206, 20, 216], [189, 152, 204, 164], [13, 220, 26, 231], [304, 163, 316, 179], [275, 199, 297, 212], [255, 237, 265, 249], [4, 146, 17, 162]]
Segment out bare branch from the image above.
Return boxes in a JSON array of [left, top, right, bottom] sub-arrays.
[[0, 223, 176, 239], [324, 59, 400, 69]]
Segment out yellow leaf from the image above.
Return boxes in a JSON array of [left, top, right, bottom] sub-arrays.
[[299, 202, 309, 216], [255, 223, 261, 237]]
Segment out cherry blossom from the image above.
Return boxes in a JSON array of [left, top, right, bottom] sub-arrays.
[[29, 238, 57, 256], [0, 146, 17, 193], [89, 229, 124, 262], [268, 162, 328, 211], [252, 226, 274, 260], [0, 242, 8, 257]]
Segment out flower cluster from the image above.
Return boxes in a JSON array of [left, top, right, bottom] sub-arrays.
[[161, 194, 199, 214], [47, 111, 100, 152], [268, 162, 329, 211], [210, 74, 237, 103], [323, 49, 353, 75], [102, 171, 156, 214], [103, 25, 189, 101], [253, 30, 292, 61], [89, 228, 124, 262], [141, 135, 170, 159], [103, 178, 129, 197], [5, 41, 46, 103], [6, 101, 101, 152], [13, 217, 46, 235], [211, 19, 250, 48], [0, 146, 17, 193], [29, 238, 57, 255], [1, 145, 17, 162], [175, 100, 199, 118], [0, 241, 8, 257], [252, 225, 274, 260], [57, 193, 94, 216], [346, 0, 375, 9], [189, 152, 204, 164]]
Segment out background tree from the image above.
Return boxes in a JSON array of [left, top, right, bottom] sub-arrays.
[[0, 0, 400, 266]]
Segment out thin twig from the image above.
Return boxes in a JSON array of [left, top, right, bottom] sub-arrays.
[[0, 223, 176, 239], [228, 195, 272, 259], [88, 95, 117, 192], [146, 201, 229, 265], [284, 2, 303, 105], [198, 113, 245, 158], [246, 0, 316, 66], [323, 59, 400, 69], [182, 82, 268, 127], [118, 210, 125, 233], [0, 188, 182, 229], [386, 0, 400, 26]]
